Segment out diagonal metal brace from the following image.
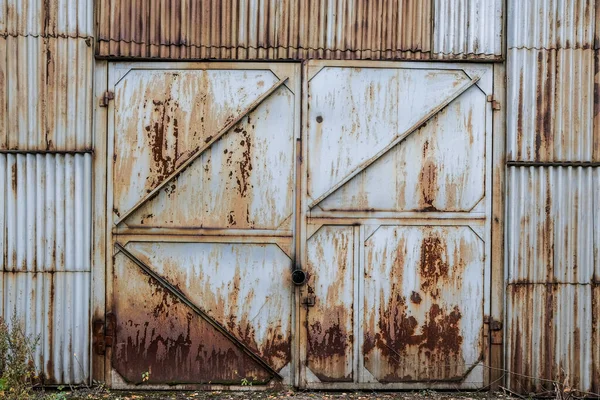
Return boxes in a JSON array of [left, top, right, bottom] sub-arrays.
[[114, 242, 283, 381], [115, 77, 289, 225], [308, 75, 481, 209]]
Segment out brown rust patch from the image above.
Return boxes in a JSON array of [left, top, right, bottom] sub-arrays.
[[410, 291, 422, 304], [145, 96, 181, 190], [113, 258, 272, 385], [418, 140, 438, 211], [419, 236, 449, 298]]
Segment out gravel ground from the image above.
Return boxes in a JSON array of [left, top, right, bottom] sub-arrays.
[[32, 388, 517, 400]]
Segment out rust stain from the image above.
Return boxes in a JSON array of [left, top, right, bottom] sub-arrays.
[[419, 236, 450, 298], [113, 259, 273, 385], [418, 140, 438, 211]]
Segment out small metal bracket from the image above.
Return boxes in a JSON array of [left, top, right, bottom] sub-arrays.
[[92, 312, 116, 355], [99, 91, 114, 107], [487, 95, 501, 110], [484, 315, 503, 331], [302, 296, 316, 307]]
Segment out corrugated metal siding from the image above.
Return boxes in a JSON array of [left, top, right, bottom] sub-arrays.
[[506, 48, 595, 162], [432, 0, 502, 59], [2, 271, 90, 384], [0, 153, 92, 272], [507, 0, 595, 50], [506, 284, 593, 394], [0, 0, 94, 38], [96, 0, 433, 60], [505, 0, 600, 395], [506, 167, 595, 284], [0, 36, 93, 151]]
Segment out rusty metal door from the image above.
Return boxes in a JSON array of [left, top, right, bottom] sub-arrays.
[[105, 63, 300, 388], [299, 61, 495, 389]]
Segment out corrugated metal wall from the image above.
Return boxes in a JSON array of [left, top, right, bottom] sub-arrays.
[[0, 0, 93, 385], [95, 0, 503, 61], [505, 0, 600, 395]]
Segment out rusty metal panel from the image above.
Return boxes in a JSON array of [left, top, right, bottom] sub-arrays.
[[305, 225, 355, 383], [506, 284, 593, 394], [363, 226, 484, 383], [307, 65, 487, 212], [96, 0, 431, 60], [0, 36, 93, 151], [301, 61, 494, 390], [121, 242, 293, 376], [2, 271, 90, 384], [107, 63, 300, 388], [111, 243, 289, 385], [593, 284, 600, 395], [0, 0, 94, 38], [506, 166, 595, 284], [506, 48, 595, 162], [112, 68, 295, 229], [0, 153, 92, 272], [432, 0, 503, 60], [596, 169, 600, 283], [508, 0, 595, 50]]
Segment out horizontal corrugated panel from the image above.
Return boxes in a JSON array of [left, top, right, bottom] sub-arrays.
[[0, 153, 92, 272], [0, 36, 93, 151], [508, 0, 595, 49], [506, 284, 593, 394], [0, 0, 94, 38], [506, 167, 595, 284], [432, 0, 502, 59], [96, 0, 432, 60], [506, 48, 595, 162], [2, 271, 90, 384]]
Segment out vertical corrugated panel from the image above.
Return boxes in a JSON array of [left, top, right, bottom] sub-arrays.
[[2, 272, 90, 384], [0, 153, 92, 272], [596, 168, 600, 283], [506, 48, 595, 162], [506, 284, 593, 394], [432, 0, 503, 59], [0, 36, 93, 151], [506, 167, 595, 284], [0, 0, 94, 38], [508, 0, 595, 50], [96, 0, 432, 60]]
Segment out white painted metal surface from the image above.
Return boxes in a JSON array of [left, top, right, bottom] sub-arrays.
[[507, 0, 595, 49], [506, 166, 595, 284], [2, 271, 90, 384], [106, 62, 300, 388], [0, 36, 94, 151], [433, 0, 503, 59], [0, 0, 94, 37], [0, 153, 92, 272], [300, 61, 495, 390], [506, 48, 595, 162]]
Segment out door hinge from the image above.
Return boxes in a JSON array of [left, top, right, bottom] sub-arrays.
[[486, 95, 501, 110], [93, 312, 116, 355], [99, 91, 115, 107]]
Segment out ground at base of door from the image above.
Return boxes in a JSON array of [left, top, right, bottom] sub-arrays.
[[31, 388, 517, 400]]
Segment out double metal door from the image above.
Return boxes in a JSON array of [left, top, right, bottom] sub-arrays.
[[104, 61, 495, 390]]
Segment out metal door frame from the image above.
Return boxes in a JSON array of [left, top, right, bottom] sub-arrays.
[[296, 60, 505, 390], [91, 60, 505, 390]]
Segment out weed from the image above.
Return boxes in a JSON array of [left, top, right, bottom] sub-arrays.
[[0, 314, 42, 400]]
